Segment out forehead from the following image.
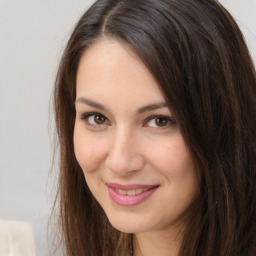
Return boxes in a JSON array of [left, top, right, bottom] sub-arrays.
[[76, 39, 165, 104]]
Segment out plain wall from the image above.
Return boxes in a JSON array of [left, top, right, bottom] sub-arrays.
[[0, 0, 255, 255]]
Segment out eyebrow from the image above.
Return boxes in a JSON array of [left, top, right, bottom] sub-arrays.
[[75, 97, 109, 111], [137, 102, 168, 114], [75, 97, 168, 114]]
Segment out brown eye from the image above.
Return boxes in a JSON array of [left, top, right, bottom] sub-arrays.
[[155, 117, 168, 127], [93, 114, 106, 125], [146, 115, 175, 128], [82, 113, 108, 126]]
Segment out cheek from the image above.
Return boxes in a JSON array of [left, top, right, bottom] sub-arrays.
[[149, 138, 194, 175], [147, 136, 198, 193], [73, 125, 107, 173], [153, 141, 199, 210]]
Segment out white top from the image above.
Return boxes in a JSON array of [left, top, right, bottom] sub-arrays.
[[0, 219, 36, 256]]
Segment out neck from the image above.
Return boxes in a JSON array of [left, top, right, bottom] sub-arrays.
[[133, 227, 183, 256]]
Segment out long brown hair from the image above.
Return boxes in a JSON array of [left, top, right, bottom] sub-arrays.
[[52, 0, 256, 255]]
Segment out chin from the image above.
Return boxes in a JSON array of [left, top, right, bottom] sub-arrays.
[[111, 223, 144, 234], [112, 224, 136, 234], [106, 213, 151, 234]]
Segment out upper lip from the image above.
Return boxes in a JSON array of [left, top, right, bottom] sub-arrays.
[[106, 182, 159, 190]]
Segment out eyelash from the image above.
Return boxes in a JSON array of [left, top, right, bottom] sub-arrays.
[[80, 112, 110, 127], [144, 115, 176, 128], [80, 112, 176, 129]]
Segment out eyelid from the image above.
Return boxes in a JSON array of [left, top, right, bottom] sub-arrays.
[[80, 112, 110, 126], [79, 112, 175, 129], [80, 112, 102, 120], [143, 115, 176, 128]]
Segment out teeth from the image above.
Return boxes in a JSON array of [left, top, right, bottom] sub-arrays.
[[115, 188, 149, 196], [118, 189, 127, 195], [136, 189, 143, 194], [127, 190, 136, 196]]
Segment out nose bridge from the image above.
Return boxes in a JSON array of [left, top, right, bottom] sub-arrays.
[[112, 126, 131, 153], [105, 125, 144, 175]]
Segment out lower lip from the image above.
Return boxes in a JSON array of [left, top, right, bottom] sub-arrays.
[[107, 186, 159, 207]]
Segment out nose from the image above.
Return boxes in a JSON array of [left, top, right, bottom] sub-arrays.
[[105, 128, 145, 176]]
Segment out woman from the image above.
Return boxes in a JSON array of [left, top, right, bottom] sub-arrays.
[[52, 0, 256, 255]]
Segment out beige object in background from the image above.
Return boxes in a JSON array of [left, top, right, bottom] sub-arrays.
[[0, 219, 36, 256]]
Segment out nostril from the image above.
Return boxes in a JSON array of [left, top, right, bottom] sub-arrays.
[[105, 154, 130, 174], [105, 153, 145, 175]]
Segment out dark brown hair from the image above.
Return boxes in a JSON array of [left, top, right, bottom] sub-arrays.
[[52, 0, 256, 255]]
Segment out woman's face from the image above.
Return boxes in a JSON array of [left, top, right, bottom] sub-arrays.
[[74, 39, 199, 234]]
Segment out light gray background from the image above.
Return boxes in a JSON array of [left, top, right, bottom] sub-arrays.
[[0, 1, 255, 255]]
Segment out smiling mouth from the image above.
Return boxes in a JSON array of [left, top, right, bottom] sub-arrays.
[[106, 183, 159, 206], [115, 187, 152, 196]]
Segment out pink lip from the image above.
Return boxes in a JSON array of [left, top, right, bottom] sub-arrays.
[[106, 183, 159, 207]]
